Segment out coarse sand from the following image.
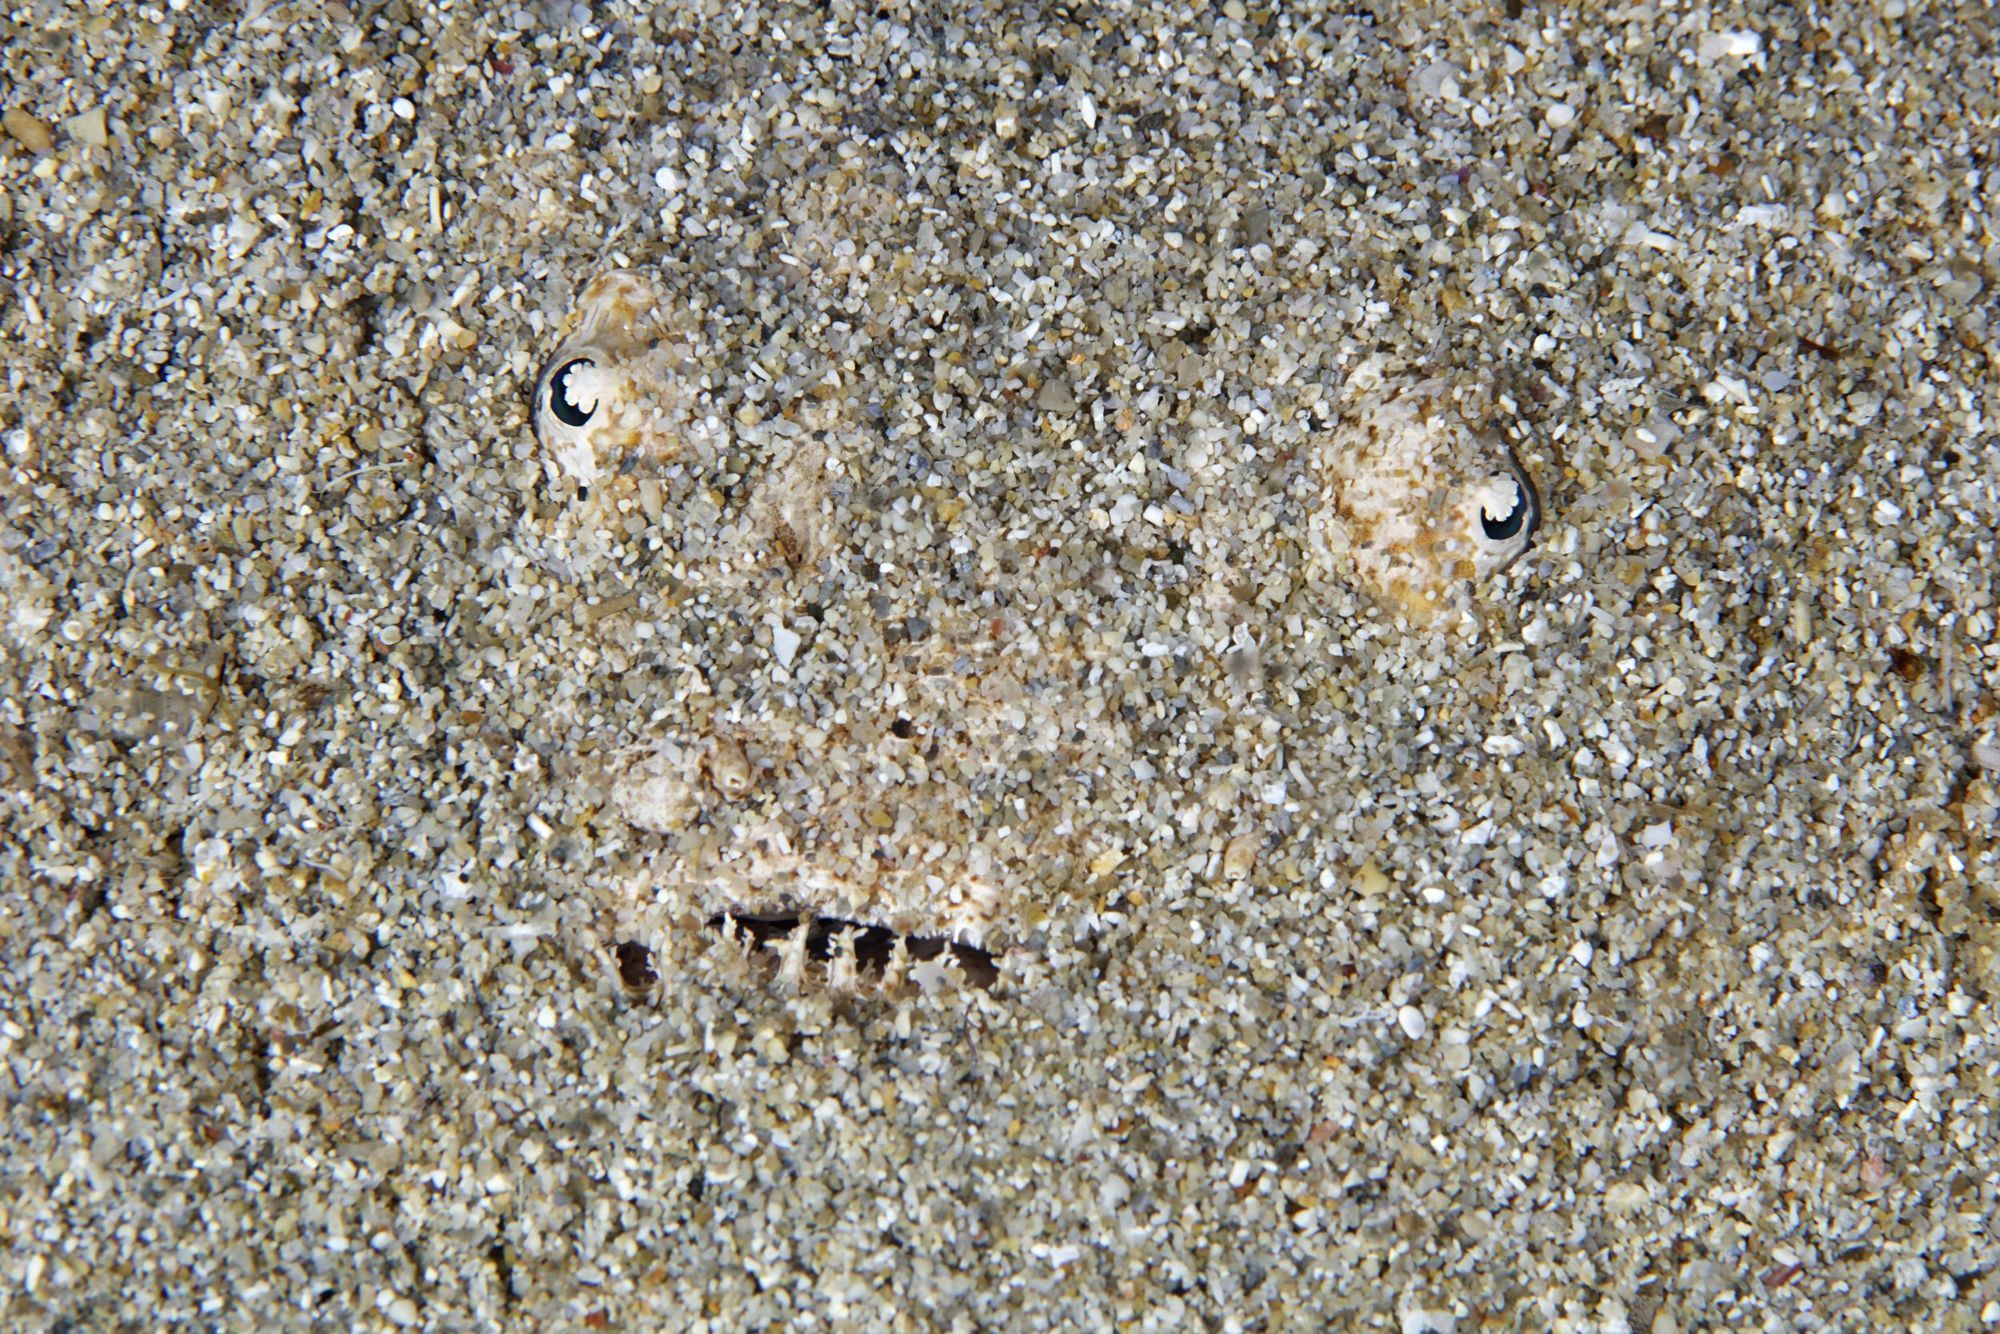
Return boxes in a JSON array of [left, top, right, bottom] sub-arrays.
[[3, 2, 1998, 1329]]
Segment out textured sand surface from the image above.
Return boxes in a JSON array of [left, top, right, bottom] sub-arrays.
[[4, 2, 1999, 1329]]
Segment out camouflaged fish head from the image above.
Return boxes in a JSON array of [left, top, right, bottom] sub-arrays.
[[538, 274, 1543, 988], [531, 271, 692, 491], [1305, 377, 1540, 616]]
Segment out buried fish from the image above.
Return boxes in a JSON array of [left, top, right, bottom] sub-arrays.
[[534, 271, 1542, 988]]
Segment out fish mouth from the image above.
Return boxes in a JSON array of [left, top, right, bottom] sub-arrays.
[[709, 911, 999, 988]]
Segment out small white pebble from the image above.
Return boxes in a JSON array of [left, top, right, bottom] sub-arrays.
[[1545, 103, 1577, 129], [1412, 62, 1462, 102], [1401, 1309, 1456, 1334], [1697, 30, 1763, 60], [1622, 221, 1679, 251], [772, 625, 801, 668], [1703, 374, 1751, 405], [1604, 1181, 1650, 1215], [1397, 1005, 1427, 1040], [1734, 203, 1789, 229], [391, 96, 416, 120], [63, 106, 108, 146]]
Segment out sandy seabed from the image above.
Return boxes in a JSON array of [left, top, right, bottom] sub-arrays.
[[3, 1, 1999, 1329]]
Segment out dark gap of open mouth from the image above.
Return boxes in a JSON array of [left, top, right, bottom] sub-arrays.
[[708, 912, 999, 989]]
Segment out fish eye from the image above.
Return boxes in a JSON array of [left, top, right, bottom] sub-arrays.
[[547, 357, 597, 428], [1480, 483, 1527, 541], [1479, 475, 1535, 543]]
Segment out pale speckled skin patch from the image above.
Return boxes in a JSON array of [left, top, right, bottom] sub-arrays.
[[1303, 370, 1540, 618], [531, 272, 697, 490], [607, 609, 1130, 952], [533, 272, 1540, 978]]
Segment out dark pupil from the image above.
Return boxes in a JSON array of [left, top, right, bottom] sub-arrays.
[[1480, 484, 1527, 541], [549, 359, 596, 428]]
